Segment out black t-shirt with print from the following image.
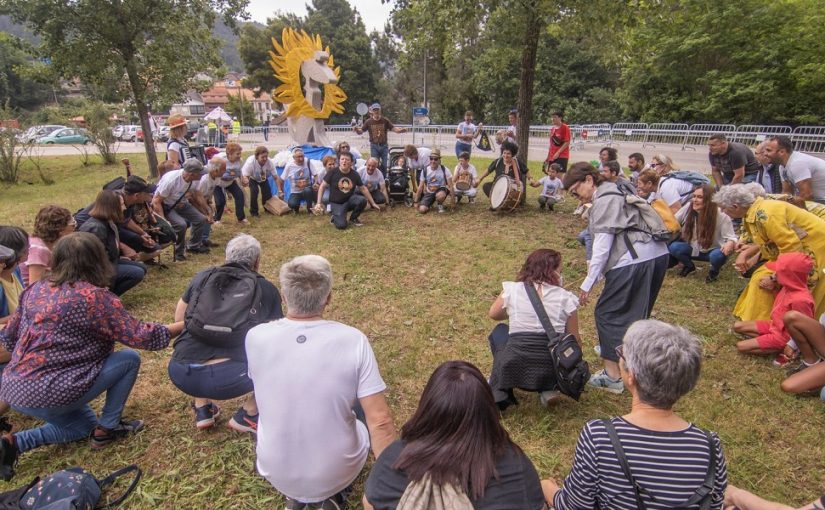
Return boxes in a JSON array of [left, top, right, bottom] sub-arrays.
[[324, 168, 364, 204]]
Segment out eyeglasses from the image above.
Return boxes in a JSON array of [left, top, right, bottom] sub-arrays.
[[567, 182, 580, 199], [429, 156, 440, 161], [650, 163, 660, 167], [615, 345, 624, 360]]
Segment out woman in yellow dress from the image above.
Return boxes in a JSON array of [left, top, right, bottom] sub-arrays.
[[714, 183, 825, 321]]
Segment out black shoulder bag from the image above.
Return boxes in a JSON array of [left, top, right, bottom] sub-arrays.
[[601, 419, 718, 510], [523, 282, 590, 400]]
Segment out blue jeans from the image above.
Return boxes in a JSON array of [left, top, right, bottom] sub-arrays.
[[371, 143, 389, 173], [455, 141, 472, 158], [722, 172, 758, 185], [577, 229, 593, 261], [167, 360, 253, 400], [12, 349, 141, 453], [112, 260, 146, 296], [288, 188, 315, 213], [668, 241, 728, 272]]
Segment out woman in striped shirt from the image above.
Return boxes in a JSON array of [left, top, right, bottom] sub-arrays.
[[544, 319, 728, 509]]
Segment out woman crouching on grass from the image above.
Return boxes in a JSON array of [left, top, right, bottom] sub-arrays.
[[487, 248, 580, 410], [0, 232, 183, 481]]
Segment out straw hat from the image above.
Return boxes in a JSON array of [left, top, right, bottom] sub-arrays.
[[167, 114, 187, 129]]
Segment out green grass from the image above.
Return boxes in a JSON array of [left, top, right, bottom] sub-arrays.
[[1, 155, 823, 508]]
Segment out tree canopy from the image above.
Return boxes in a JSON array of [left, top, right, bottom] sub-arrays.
[[0, 0, 249, 175]]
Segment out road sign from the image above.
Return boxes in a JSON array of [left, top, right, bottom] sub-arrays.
[[412, 107, 428, 116]]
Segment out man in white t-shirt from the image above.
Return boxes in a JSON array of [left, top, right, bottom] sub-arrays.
[[151, 158, 210, 261], [246, 255, 396, 508], [414, 148, 454, 214], [764, 135, 825, 204], [358, 157, 389, 205], [455, 110, 482, 158], [402, 144, 432, 184], [279, 148, 316, 214]]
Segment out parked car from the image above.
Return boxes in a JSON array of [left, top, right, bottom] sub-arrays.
[[37, 128, 90, 145], [158, 126, 170, 142], [119, 125, 139, 142], [18, 125, 66, 143], [137, 126, 160, 142], [112, 125, 125, 139]]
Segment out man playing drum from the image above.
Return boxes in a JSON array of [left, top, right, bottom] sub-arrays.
[[452, 151, 479, 203], [477, 141, 528, 208], [414, 149, 455, 214]]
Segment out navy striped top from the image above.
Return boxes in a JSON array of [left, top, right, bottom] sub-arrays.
[[553, 417, 727, 510]]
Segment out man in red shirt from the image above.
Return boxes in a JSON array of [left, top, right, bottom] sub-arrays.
[[545, 111, 571, 172]]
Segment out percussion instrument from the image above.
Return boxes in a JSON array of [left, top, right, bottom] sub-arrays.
[[490, 175, 523, 212], [454, 171, 472, 191], [187, 145, 207, 165], [264, 196, 291, 216]]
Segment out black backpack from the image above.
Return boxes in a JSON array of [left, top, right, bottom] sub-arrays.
[[523, 282, 590, 400], [16, 465, 141, 510], [184, 265, 265, 347]]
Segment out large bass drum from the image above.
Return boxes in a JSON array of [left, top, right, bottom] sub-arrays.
[[490, 175, 523, 212]]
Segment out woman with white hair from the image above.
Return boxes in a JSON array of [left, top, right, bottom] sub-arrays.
[[168, 234, 283, 433], [545, 319, 728, 509], [713, 183, 825, 321]]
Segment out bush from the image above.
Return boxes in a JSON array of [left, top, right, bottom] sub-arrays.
[[84, 102, 118, 165], [0, 105, 32, 183]]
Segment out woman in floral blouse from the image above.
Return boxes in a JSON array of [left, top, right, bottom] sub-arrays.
[[0, 232, 183, 481]]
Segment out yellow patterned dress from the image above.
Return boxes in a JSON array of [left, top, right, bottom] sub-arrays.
[[734, 197, 825, 321]]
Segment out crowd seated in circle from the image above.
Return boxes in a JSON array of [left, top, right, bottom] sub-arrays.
[[1, 137, 824, 507]]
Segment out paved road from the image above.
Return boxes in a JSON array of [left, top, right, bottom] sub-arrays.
[[31, 131, 823, 173]]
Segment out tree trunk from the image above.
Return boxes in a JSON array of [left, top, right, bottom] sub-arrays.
[[516, 1, 541, 163], [124, 59, 159, 177]]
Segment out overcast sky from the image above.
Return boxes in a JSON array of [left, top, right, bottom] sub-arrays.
[[246, 0, 394, 33]]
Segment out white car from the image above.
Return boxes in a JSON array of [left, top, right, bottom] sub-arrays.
[[119, 125, 139, 142], [18, 125, 66, 143], [112, 125, 125, 139]]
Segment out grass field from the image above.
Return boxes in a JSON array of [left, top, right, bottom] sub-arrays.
[[1, 155, 823, 508]]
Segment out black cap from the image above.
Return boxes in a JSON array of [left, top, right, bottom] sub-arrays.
[[123, 175, 155, 194]]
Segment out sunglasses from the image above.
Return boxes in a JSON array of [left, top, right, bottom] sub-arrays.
[[429, 156, 440, 161]]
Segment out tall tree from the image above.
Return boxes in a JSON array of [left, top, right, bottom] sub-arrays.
[[0, 0, 248, 176], [0, 33, 54, 110]]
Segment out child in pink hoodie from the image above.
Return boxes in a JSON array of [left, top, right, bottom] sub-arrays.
[[733, 252, 815, 363]]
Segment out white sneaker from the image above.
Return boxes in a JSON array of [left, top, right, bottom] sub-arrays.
[[540, 390, 563, 408], [212, 221, 222, 227], [437, 205, 445, 213]]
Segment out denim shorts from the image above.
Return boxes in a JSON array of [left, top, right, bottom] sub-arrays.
[[168, 359, 253, 400]]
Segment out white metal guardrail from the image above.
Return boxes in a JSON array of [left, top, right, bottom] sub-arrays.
[[221, 122, 825, 155], [643, 123, 689, 148], [792, 126, 825, 154], [612, 123, 649, 144], [682, 124, 736, 151], [732, 125, 792, 146]]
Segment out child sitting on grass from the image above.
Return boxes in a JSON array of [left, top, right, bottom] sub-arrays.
[[733, 252, 815, 367], [529, 163, 564, 211]]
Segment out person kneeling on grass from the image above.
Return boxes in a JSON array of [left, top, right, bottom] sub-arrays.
[[733, 252, 815, 367], [414, 149, 455, 214], [246, 255, 396, 509], [168, 234, 283, 433], [529, 163, 564, 211], [0, 233, 184, 481], [487, 248, 580, 410], [778, 311, 825, 401]]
